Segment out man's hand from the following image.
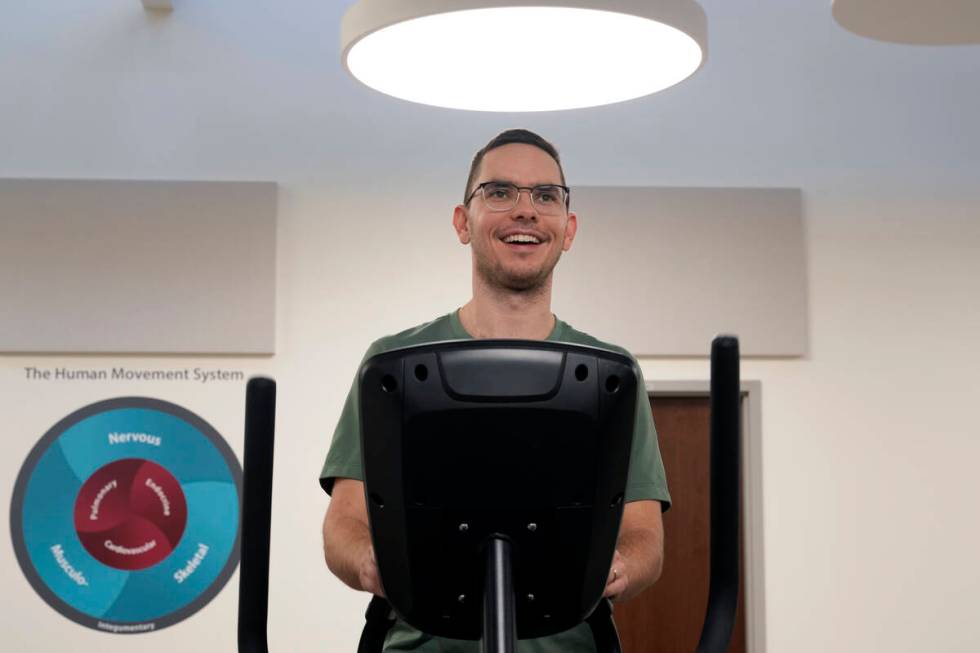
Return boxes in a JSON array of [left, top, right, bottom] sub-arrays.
[[603, 549, 629, 601], [358, 544, 385, 597]]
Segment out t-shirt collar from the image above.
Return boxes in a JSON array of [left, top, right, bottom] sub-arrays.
[[450, 308, 564, 341]]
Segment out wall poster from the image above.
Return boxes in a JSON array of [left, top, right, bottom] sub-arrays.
[[10, 397, 242, 634]]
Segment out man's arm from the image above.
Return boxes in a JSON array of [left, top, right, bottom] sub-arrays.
[[322, 478, 384, 596], [603, 499, 664, 603], [325, 480, 662, 602]]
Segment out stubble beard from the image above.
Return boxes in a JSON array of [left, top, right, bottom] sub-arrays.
[[473, 245, 562, 295]]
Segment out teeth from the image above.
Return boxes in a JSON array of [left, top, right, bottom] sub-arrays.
[[503, 234, 541, 244]]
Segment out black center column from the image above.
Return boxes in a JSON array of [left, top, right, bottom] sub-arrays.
[[482, 536, 516, 653]]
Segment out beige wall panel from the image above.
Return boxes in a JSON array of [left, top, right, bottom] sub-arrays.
[[554, 187, 807, 357], [0, 179, 277, 354]]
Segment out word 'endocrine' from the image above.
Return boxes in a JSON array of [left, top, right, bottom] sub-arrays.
[[144, 477, 171, 516]]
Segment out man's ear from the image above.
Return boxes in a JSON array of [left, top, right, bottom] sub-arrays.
[[453, 205, 471, 245], [562, 211, 578, 252]]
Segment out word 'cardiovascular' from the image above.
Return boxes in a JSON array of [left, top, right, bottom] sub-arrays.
[[104, 540, 157, 555]]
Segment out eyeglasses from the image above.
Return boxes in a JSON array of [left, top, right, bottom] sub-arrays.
[[465, 181, 570, 215]]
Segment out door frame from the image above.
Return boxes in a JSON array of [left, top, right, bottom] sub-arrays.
[[647, 379, 767, 653]]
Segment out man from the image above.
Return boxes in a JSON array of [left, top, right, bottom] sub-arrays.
[[321, 129, 671, 652]]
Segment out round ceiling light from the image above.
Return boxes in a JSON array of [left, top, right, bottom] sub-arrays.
[[832, 0, 980, 45], [341, 0, 707, 112]]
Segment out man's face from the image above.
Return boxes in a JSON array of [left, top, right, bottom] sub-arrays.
[[453, 143, 577, 292]]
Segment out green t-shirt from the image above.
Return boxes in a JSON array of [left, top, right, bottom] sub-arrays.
[[320, 311, 671, 652]]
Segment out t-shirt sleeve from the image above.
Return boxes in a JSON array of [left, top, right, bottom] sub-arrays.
[[319, 341, 384, 495], [624, 360, 672, 510]]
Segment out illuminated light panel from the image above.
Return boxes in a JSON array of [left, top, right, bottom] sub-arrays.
[[343, 6, 706, 112], [833, 0, 980, 45]]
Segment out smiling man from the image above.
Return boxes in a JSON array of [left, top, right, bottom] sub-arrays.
[[321, 129, 671, 652]]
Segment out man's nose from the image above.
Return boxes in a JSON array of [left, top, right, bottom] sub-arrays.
[[512, 189, 538, 219]]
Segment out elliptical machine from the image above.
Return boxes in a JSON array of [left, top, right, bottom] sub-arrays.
[[238, 336, 741, 653]]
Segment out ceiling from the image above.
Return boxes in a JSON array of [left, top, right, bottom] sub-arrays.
[[1, 0, 978, 193]]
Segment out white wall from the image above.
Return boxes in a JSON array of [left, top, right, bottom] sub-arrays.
[[642, 189, 980, 651], [3, 181, 978, 651]]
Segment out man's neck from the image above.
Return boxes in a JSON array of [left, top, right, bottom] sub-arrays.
[[459, 278, 556, 340]]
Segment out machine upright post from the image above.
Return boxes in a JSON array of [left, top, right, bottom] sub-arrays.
[[482, 536, 517, 653], [238, 377, 276, 653], [696, 336, 741, 653]]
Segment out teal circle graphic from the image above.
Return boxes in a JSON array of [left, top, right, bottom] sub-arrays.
[[10, 397, 242, 633]]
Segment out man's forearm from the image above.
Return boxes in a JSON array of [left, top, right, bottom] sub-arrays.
[[607, 499, 665, 602], [615, 527, 664, 602], [323, 478, 385, 596]]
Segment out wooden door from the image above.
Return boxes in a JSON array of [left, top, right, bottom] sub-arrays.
[[612, 396, 746, 652]]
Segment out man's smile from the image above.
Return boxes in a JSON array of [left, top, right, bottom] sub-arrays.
[[498, 229, 546, 250]]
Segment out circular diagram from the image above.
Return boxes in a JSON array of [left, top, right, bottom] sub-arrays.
[[10, 397, 242, 633], [74, 458, 188, 571]]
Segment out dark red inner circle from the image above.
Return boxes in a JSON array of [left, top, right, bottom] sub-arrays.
[[73, 458, 187, 571]]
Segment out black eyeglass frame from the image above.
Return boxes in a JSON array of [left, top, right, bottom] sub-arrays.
[[464, 181, 571, 212]]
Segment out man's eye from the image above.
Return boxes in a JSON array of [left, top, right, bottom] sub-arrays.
[[535, 188, 559, 203], [487, 186, 512, 199]]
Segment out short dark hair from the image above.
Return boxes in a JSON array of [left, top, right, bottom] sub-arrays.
[[463, 129, 567, 205]]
